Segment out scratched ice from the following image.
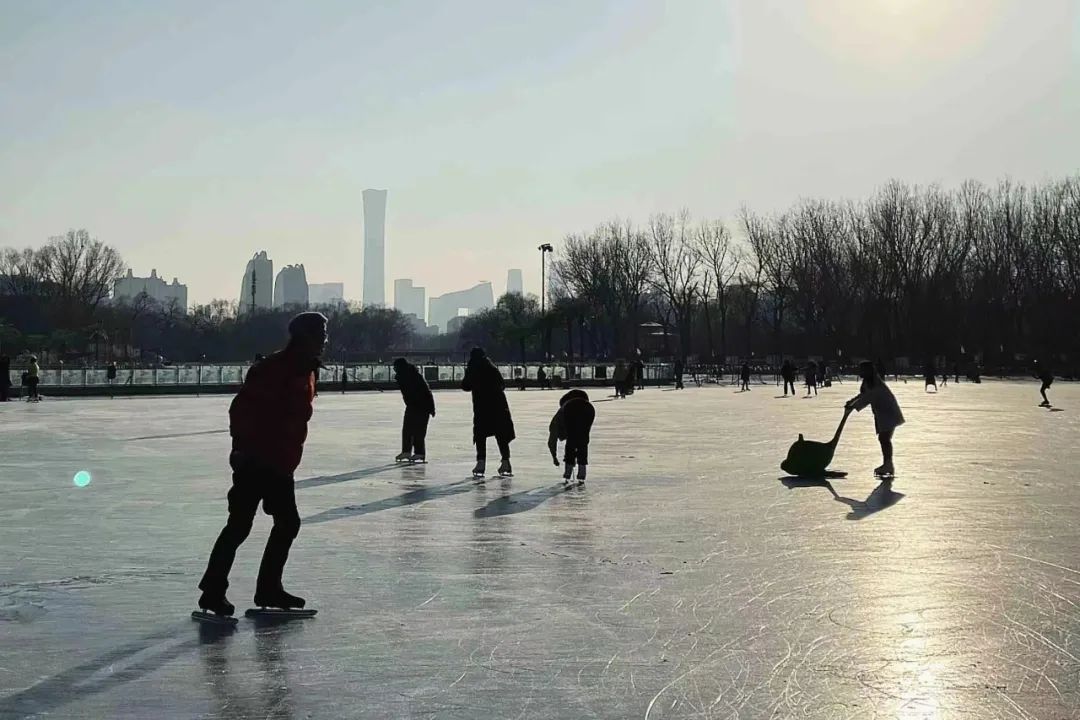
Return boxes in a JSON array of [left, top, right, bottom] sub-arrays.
[[2, 380, 1079, 718]]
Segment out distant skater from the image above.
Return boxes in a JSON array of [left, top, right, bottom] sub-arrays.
[[674, 357, 685, 390], [846, 360, 905, 478], [923, 361, 938, 392], [740, 362, 751, 391], [1035, 360, 1054, 407], [461, 347, 516, 477], [804, 362, 818, 397], [547, 389, 596, 485], [197, 312, 327, 618], [614, 360, 629, 398], [940, 369, 948, 388], [781, 360, 796, 397], [393, 358, 435, 463], [633, 358, 646, 391], [26, 356, 40, 401]]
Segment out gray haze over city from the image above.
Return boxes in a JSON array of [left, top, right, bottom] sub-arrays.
[[1, 0, 1078, 307]]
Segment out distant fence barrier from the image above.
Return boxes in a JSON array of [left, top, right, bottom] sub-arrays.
[[5, 363, 677, 396]]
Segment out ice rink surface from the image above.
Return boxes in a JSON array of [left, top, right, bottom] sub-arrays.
[[1, 379, 1079, 719]]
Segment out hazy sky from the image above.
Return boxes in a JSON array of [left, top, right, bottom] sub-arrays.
[[1, 0, 1078, 305]]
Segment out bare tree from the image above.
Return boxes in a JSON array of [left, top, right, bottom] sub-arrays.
[[647, 211, 702, 359], [694, 218, 741, 360]]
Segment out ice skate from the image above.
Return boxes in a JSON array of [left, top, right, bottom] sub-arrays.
[[395, 452, 411, 462], [497, 458, 513, 477], [1039, 399, 1051, 407], [193, 592, 238, 625], [472, 460, 486, 478], [576, 465, 587, 486], [409, 454, 426, 464], [873, 463, 895, 479], [249, 588, 315, 618]]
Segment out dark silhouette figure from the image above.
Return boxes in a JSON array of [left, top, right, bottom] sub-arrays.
[[923, 361, 938, 392], [26, 356, 40, 401], [673, 358, 685, 390], [953, 362, 960, 384], [0, 355, 10, 402], [198, 312, 327, 617], [1035, 360, 1054, 407], [740, 362, 751, 391], [781, 360, 796, 396], [633, 359, 645, 390], [537, 366, 550, 390], [804, 361, 818, 396], [393, 358, 435, 462], [548, 389, 596, 483], [613, 360, 630, 398], [461, 347, 516, 476], [846, 360, 905, 477]]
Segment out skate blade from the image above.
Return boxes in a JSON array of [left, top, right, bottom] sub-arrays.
[[192, 610, 238, 625], [245, 608, 317, 618]]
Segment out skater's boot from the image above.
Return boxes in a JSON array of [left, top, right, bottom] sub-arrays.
[[472, 460, 486, 477], [563, 462, 573, 481], [395, 452, 411, 462], [497, 458, 512, 477], [873, 462, 895, 478], [409, 454, 426, 464], [254, 587, 306, 610], [198, 591, 236, 617], [576, 465, 587, 484]]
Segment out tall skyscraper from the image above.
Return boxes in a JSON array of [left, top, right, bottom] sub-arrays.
[[362, 189, 387, 307], [274, 264, 309, 309], [506, 269, 523, 296], [239, 251, 273, 314], [393, 278, 426, 321]]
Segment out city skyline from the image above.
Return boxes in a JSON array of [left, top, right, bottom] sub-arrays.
[[2, 1, 1078, 305]]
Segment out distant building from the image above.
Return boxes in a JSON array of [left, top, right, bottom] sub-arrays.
[[402, 313, 437, 337], [239, 251, 273, 314], [274, 264, 309, 309], [506, 269, 523, 295], [113, 269, 188, 312], [308, 282, 345, 307], [428, 282, 494, 333], [363, 189, 387, 307], [394, 279, 426, 321], [446, 315, 468, 334]]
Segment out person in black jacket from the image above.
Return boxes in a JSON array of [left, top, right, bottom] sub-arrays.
[[461, 347, 515, 477], [547, 389, 596, 485], [393, 358, 435, 462]]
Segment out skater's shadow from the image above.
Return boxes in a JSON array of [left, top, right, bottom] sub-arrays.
[[303, 479, 474, 524], [295, 463, 400, 490], [474, 484, 571, 518], [125, 428, 229, 442], [0, 625, 207, 718], [781, 478, 904, 521]]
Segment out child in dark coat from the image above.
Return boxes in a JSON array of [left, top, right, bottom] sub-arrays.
[[393, 358, 435, 462], [547, 389, 596, 484]]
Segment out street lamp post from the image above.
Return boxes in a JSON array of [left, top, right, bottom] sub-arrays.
[[538, 244, 553, 314]]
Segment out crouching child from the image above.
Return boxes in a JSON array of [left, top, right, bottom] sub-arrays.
[[547, 389, 596, 485]]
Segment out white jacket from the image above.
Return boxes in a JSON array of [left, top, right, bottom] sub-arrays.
[[850, 381, 904, 435]]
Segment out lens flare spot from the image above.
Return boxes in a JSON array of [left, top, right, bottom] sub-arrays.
[[73, 470, 92, 488]]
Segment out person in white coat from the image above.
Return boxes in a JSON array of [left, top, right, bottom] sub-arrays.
[[845, 361, 905, 477]]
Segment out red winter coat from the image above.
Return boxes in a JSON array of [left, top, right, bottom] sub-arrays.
[[229, 347, 317, 476]]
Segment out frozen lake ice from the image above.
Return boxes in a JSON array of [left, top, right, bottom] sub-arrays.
[[1, 379, 1079, 718]]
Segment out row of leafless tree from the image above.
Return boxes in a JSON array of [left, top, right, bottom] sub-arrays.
[[549, 176, 1080, 365]]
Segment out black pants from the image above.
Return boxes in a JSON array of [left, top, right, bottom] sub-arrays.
[[401, 408, 430, 455], [878, 430, 894, 463], [27, 378, 39, 399], [0, 383, 8, 401], [675, 374, 684, 389], [783, 379, 795, 395], [199, 452, 300, 597], [476, 435, 511, 461], [564, 438, 589, 466]]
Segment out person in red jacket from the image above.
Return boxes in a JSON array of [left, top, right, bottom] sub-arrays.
[[197, 312, 327, 617]]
